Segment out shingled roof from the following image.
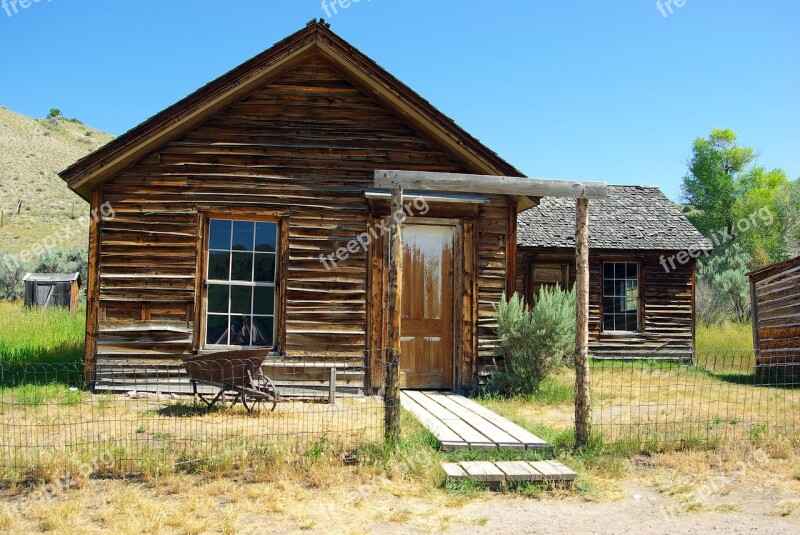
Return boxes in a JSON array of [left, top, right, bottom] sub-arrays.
[[517, 185, 713, 251]]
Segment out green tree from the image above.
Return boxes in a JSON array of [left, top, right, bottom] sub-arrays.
[[682, 128, 791, 262], [682, 128, 755, 237], [732, 167, 791, 261]]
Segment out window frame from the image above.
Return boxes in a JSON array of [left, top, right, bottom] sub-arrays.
[[194, 211, 286, 353], [601, 260, 641, 333], [529, 263, 570, 302]]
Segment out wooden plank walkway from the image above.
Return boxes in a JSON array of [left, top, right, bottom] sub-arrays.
[[400, 390, 549, 451], [442, 460, 577, 484]]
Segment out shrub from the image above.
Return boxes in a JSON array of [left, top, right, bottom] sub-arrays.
[[0, 255, 26, 300], [491, 287, 576, 396], [697, 244, 751, 324]]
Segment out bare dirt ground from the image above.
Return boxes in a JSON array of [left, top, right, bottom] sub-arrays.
[[444, 485, 799, 535]]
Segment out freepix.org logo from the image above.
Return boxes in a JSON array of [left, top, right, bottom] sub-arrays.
[[2, 0, 53, 18]]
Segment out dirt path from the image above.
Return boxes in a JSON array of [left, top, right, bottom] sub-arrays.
[[438, 485, 798, 535]]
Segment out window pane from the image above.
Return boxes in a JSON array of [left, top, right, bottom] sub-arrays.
[[603, 263, 614, 279], [209, 220, 231, 250], [254, 253, 276, 283], [230, 285, 252, 315], [252, 316, 274, 347], [207, 284, 229, 313], [603, 314, 615, 331], [615, 280, 627, 297], [625, 297, 637, 312], [208, 251, 230, 280], [206, 315, 228, 345], [625, 314, 638, 332], [603, 296, 613, 315], [253, 286, 275, 315], [232, 221, 255, 251], [614, 263, 626, 278], [603, 279, 614, 297], [255, 222, 277, 253], [231, 252, 253, 281], [627, 262, 638, 279], [229, 315, 250, 345], [626, 281, 638, 298]]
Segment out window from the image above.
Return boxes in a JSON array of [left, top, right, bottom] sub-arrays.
[[205, 219, 278, 348], [530, 263, 569, 299], [602, 261, 639, 332]]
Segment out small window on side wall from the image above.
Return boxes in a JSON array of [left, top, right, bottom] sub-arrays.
[[602, 261, 639, 332], [205, 219, 278, 348], [530, 264, 569, 300]]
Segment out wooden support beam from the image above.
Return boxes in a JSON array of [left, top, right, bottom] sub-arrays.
[[384, 187, 404, 447], [375, 170, 607, 200], [574, 197, 591, 447]]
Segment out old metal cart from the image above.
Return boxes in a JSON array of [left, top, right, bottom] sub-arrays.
[[182, 349, 279, 413]]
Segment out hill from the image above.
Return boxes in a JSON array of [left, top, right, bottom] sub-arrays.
[[0, 106, 114, 256]]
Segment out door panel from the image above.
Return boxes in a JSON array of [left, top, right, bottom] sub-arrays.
[[399, 224, 454, 389]]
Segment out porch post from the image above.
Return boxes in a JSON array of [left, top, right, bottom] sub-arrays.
[[574, 197, 591, 447], [384, 187, 404, 447]]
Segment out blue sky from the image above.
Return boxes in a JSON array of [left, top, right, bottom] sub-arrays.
[[1, 0, 798, 200]]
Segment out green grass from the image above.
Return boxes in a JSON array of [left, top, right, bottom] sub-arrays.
[[0, 301, 85, 367], [696, 320, 753, 353]]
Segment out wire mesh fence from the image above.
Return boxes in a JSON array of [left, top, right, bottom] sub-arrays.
[[0, 355, 395, 483], [591, 349, 800, 450]]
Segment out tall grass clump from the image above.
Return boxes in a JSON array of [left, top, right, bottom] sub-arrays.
[[696, 321, 753, 353], [0, 301, 85, 366], [491, 287, 576, 396]]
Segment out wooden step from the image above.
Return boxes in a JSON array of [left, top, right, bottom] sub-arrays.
[[442, 460, 577, 484]]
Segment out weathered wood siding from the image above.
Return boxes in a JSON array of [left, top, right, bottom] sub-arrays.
[[92, 54, 510, 390], [516, 249, 696, 359], [750, 256, 800, 368]]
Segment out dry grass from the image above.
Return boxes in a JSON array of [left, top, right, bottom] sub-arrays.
[[0, 389, 384, 485]]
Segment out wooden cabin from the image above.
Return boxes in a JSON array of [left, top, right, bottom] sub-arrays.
[[23, 272, 81, 311], [59, 21, 536, 394], [516, 186, 712, 360], [749, 256, 800, 372]]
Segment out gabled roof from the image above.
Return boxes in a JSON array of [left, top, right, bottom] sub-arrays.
[[517, 185, 713, 252], [59, 20, 527, 203]]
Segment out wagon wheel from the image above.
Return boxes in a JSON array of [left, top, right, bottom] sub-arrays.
[[242, 370, 279, 414]]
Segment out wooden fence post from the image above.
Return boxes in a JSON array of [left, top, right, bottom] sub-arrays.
[[384, 187, 404, 447], [574, 197, 591, 447]]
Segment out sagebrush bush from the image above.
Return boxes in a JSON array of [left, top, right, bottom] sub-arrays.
[[491, 287, 576, 396]]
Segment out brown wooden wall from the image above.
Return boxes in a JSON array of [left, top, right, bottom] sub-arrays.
[[515, 248, 696, 359], [750, 257, 800, 366], [90, 54, 511, 390]]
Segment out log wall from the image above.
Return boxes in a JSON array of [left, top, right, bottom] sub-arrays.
[[750, 256, 800, 368], [90, 54, 510, 391]]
